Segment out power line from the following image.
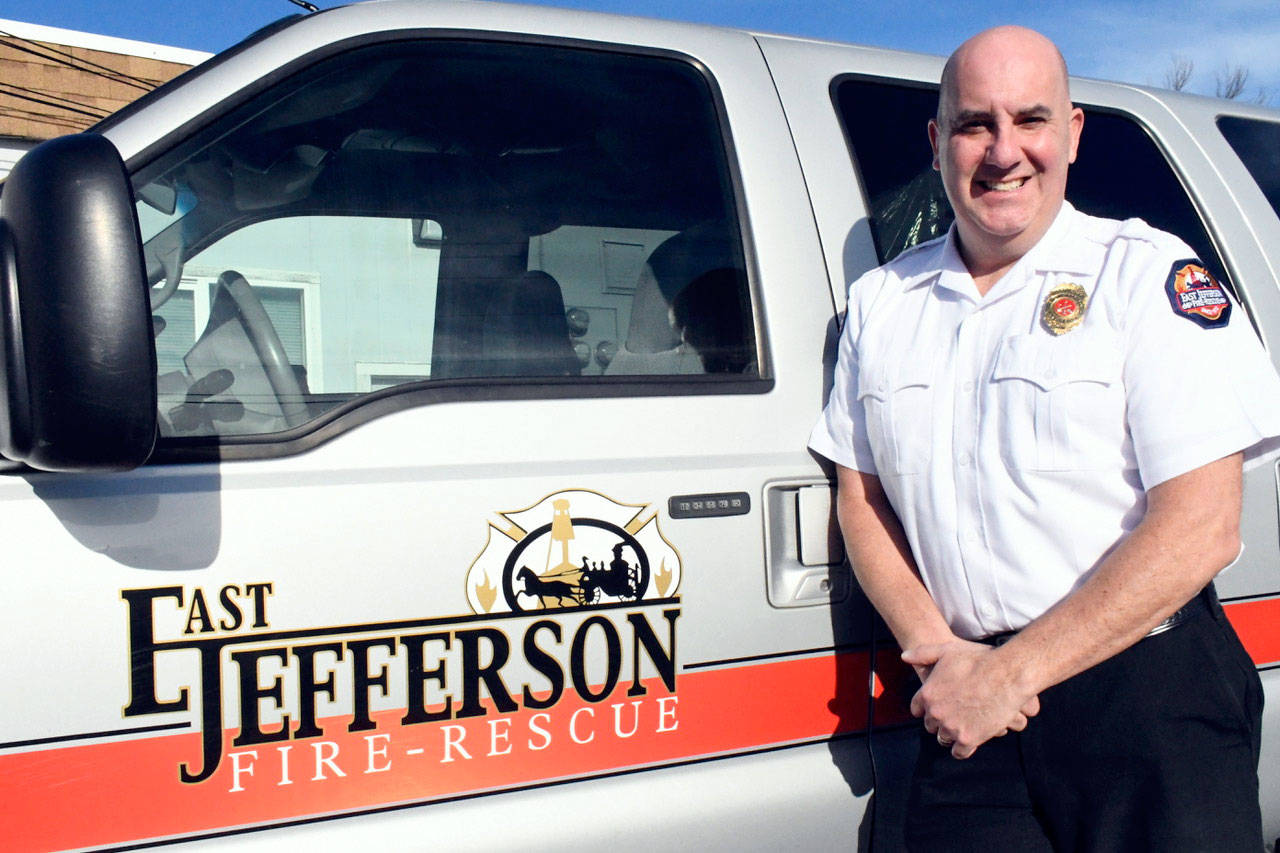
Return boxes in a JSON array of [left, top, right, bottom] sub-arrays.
[[0, 83, 110, 117], [0, 31, 160, 89], [0, 34, 157, 92], [0, 109, 87, 131], [0, 85, 108, 120]]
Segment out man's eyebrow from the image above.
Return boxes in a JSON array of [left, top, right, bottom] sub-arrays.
[[950, 109, 992, 126], [948, 104, 1055, 127]]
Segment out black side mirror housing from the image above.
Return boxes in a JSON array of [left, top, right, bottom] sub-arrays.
[[0, 133, 157, 471]]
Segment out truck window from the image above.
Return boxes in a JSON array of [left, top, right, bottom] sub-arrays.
[[833, 78, 1233, 291], [1217, 115, 1280, 223], [133, 40, 755, 440]]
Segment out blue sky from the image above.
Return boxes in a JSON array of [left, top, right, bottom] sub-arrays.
[[5, 0, 1279, 101]]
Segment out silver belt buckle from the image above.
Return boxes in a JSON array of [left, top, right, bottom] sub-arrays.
[[1145, 602, 1192, 638]]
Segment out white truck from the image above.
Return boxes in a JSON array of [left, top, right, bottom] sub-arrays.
[[2, 1, 1279, 849]]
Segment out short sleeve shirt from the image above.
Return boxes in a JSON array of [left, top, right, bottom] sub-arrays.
[[809, 203, 1280, 639]]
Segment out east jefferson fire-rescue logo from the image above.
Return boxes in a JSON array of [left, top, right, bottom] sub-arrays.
[[1166, 258, 1231, 328], [467, 489, 681, 613]]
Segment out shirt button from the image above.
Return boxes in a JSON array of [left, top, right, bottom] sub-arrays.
[[958, 452, 972, 466], [962, 380, 975, 392]]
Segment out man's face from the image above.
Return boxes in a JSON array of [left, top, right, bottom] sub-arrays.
[[928, 33, 1083, 269]]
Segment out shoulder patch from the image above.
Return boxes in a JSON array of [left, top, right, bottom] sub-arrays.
[[1165, 259, 1231, 328]]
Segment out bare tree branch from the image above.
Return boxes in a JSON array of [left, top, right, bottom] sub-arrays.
[[1165, 56, 1194, 91], [1216, 65, 1249, 99]]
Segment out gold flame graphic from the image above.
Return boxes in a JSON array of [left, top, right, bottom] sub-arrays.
[[475, 574, 498, 613], [655, 558, 672, 597]]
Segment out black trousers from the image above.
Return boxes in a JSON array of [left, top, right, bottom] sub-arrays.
[[905, 589, 1264, 852]]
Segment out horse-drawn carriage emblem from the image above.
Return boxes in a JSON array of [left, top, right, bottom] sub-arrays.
[[466, 490, 682, 614]]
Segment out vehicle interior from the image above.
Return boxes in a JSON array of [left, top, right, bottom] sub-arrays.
[[134, 39, 755, 439]]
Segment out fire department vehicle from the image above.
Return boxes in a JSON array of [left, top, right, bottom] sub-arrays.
[[2, 1, 1279, 849]]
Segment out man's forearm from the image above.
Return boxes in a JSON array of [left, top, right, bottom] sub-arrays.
[[902, 453, 1243, 757], [835, 465, 954, 650], [993, 452, 1243, 697]]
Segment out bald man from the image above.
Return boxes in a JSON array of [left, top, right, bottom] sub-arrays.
[[810, 26, 1280, 849]]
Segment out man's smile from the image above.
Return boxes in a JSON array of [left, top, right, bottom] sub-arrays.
[[978, 177, 1029, 192]]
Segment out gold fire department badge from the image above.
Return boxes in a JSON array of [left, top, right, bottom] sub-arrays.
[[1041, 283, 1088, 335]]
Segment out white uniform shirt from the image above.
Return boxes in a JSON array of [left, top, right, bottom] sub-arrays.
[[810, 203, 1280, 640]]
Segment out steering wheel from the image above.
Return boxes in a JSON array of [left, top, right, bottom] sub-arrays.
[[213, 269, 310, 428]]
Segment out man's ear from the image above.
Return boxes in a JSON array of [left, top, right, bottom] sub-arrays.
[[1066, 106, 1084, 163], [928, 118, 941, 171]]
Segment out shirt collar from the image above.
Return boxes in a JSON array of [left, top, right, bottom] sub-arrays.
[[1026, 202, 1102, 276], [933, 231, 973, 297], [905, 201, 1100, 299]]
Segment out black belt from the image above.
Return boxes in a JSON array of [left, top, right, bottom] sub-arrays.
[[979, 586, 1213, 647]]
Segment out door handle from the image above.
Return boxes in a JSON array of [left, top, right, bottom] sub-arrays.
[[763, 480, 848, 608]]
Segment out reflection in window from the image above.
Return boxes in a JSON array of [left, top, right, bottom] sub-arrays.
[[136, 40, 753, 439], [154, 289, 196, 376], [835, 78, 1231, 290]]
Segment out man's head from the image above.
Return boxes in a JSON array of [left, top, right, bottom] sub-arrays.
[[929, 26, 1083, 276]]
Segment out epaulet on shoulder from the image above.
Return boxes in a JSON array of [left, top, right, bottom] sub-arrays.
[[894, 232, 947, 261], [1113, 217, 1170, 247], [1077, 213, 1175, 250], [884, 232, 947, 273]]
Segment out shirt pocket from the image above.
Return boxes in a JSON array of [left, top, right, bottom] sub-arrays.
[[991, 331, 1124, 471], [857, 356, 937, 476]]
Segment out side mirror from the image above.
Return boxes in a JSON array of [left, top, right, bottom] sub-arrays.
[[0, 133, 157, 471]]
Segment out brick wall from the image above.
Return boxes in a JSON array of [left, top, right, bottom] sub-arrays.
[[0, 29, 196, 141]]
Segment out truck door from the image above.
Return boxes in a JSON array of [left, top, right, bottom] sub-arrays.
[[1, 22, 876, 851]]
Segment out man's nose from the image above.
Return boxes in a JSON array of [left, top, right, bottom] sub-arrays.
[[984, 123, 1021, 169]]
